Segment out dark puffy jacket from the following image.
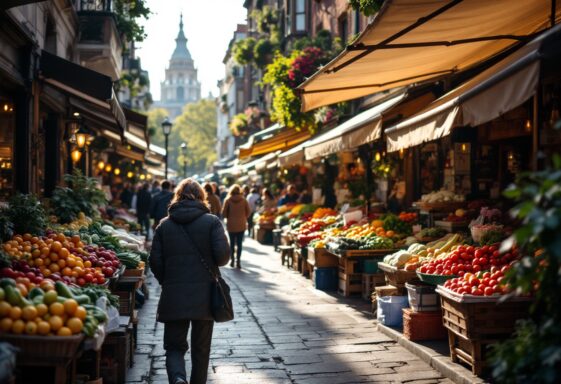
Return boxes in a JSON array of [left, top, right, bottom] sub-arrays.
[[149, 200, 230, 322], [150, 190, 173, 225]]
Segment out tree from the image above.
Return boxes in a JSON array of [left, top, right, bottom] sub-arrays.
[[167, 100, 218, 175], [146, 108, 169, 148]]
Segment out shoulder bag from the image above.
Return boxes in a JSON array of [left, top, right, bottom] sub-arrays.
[[179, 222, 234, 323]]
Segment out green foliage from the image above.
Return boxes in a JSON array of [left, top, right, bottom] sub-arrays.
[[51, 169, 107, 223], [251, 5, 279, 36], [6, 194, 48, 235], [348, 0, 383, 16], [270, 84, 315, 130], [490, 153, 561, 382], [229, 113, 249, 137], [232, 37, 256, 66], [168, 99, 218, 175], [114, 0, 151, 43], [0, 212, 14, 242], [146, 108, 169, 148], [254, 39, 275, 67]]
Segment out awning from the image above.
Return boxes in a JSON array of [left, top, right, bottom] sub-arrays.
[[298, 0, 561, 111], [124, 131, 148, 151], [278, 142, 306, 167], [1, 0, 45, 9], [40, 50, 126, 134], [239, 126, 311, 159], [304, 93, 406, 160], [385, 23, 561, 152]]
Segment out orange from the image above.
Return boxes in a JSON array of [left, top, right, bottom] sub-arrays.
[[11, 319, 25, 334], [49, 263, 60, 273], [66, 317, 83, 334], [43, 291, 58, 305], [22, 306, 38, 321], [0, 317, 13, 332], [40, 247, 50, 257], [50, 241, 62, 253], [59, 248, 69, 259], [84, 260, 92, 268], [63, 299, 78, 316], [56, 233, 66, 243], [49, 252, 59, 262], [43, 269, 52, 277], [49, 302, 65, 316], [48, 315, 63, 331], [386, 230, 395, 238], [57, 259, 66, 268], [71, 235, 81, 244], [39, 280, 54, 292], [74, 306, 87, 321], [25, 321, 37, 335], [0, 301, 12, 317], [62, 267, 73, 277], [23, 233, 32, 241], [44, 258, 51, 266], [31, 236, 39, 244], [37, 320, 50, 335], [9, 306, 22, 320], [34, 258, 44, 267], [67, 257, 77, 268], [57, 326, 72, 336], [31, 249, 41, 258]]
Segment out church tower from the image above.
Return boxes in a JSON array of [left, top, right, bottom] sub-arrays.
[[157, 14, 201, 119]]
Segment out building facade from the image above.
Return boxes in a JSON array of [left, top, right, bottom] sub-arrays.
[[154, 14, 201, 120]]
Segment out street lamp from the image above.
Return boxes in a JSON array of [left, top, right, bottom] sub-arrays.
[[180, 142, 187, 178], [161, 117, 173, 179]]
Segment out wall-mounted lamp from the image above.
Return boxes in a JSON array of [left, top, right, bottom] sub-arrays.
[[105, 164, 112, 173], [71, 148, 82, 163], [114, 168, 121, 176]]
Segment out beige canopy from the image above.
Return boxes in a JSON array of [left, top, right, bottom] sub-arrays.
[[385, 22, 561, 151], [298, 0, 561, 112]]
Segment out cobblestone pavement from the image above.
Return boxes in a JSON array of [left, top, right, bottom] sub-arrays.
[[127, 238, 454, 384]]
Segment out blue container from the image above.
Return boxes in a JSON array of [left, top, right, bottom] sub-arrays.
[[313, 267, 338, 291], [377, 295, 409, 327], [363, 259, 380, 273]]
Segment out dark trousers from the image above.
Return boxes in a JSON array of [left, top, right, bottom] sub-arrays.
[[228, 231, 244, 264], [138, 215, 150, 237], [164, 319, 214, 384]]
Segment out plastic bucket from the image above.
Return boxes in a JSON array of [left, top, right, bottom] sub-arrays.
[[377, 295, 409, 327]]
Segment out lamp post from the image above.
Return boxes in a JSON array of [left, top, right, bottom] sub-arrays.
[[161, 117, 172, 179], [180, 142, 187, 178]]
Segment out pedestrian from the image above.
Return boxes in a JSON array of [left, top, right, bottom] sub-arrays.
[[136, 182, 152, 238], [298, 189, 312, 204], [151, 180, 161, 196], [120, 182, 133, 208], [261, 188, 277, 211], [150, 180, 173, 227], [149, 178, 230, 384], [222, 184, 251, 269], [277, 184, 300, 206], [246, 187, 260, 237], [203, 183, 221, 217]]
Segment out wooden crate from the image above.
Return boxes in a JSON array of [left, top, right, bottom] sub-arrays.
[[378, 262, 417, 287], [338, 272, 362, 297], [339, 257, 360, 274], [114, 290, 134, 317], [403, 308, 447, 341], [447, 330, 497, 375], [440, 294, 531, 340], [307, 247, 339, 268], [361, 273, 386, 300]]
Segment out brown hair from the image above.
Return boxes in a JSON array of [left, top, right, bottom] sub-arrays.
[[171, 178, 207, 205], [203, 182, 214, 196], [227, 184, 241, 199]]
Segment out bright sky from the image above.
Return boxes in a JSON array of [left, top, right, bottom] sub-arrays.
[[137, 0, 247, 101]]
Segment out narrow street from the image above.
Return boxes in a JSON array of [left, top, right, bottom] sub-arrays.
[[128, 239, 453, 384]]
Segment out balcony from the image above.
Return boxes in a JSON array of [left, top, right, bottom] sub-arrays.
[[76, 0, 123, 81]]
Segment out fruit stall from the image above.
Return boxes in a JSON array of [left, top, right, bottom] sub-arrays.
[[0, 172, 148, 383]]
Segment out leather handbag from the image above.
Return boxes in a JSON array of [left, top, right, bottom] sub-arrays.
[[179, 223, 234, 323]]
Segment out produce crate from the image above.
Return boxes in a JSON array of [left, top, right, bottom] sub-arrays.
[[307, 247, 339, 268], [339, 257, 361, 274], [414, 201, 465, 212], [338, 272, 362, 297], [402, 308, 447, 341], [378, 262, 417, 287], [362, 273, 386, 300], [254, 226, 273, 244], [446, 330, 499, 375], [123, 266, 145, 277], [114, 290, 134, 317], [434, 220, 469, 232], [437, 287, 532, 340], [406, 281, 440, 311], [337, 249, 396, 257], [101, 325, 132, 384]]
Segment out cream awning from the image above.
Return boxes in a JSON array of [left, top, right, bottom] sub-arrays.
[[304, 93, 405, 160], [385, 23, 561, 152], [278, 142, 306, 167], [298, 0, 561, 112]]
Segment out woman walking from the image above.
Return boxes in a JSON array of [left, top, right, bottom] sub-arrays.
[[203, 182, 221, 217], [222, 184, 250, 269], [149, 178, 230, 384]]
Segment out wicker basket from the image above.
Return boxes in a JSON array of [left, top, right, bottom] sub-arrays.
[[378, 262, 417, 286], [0, 334, 84, 362], [403, 308, 447, 341]]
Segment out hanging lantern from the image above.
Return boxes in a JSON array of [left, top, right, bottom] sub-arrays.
[[75, 126, 90, 148], [105, 164, 112, 173], [114, 168, 121, 176], [97, 161, 105, 170], [127, 171, 134, 178], [140, 174, 146, 180], [71, 149, 82, 163], [147, 174, 152, 180], [375, 152, 381, 162]]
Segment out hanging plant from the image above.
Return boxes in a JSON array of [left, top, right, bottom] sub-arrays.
[[232, 37, 256, 66], [348, 0, 383, 17], [229, 113, 249, 137]]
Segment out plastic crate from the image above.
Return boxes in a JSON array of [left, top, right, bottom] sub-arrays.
[[402, 308, 447, 341], [406, 281, 440, 312], [363, 259, 380, 273], [313, 267, 338, 291]]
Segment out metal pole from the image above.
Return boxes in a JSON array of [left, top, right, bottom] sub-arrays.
[[164, 134, 169, 179], [183, 160, 187, 178]]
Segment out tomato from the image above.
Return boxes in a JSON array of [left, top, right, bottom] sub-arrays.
[[473, 288, 483, 296], [482, 278, 491, 286], [484, 287, 494, 296], [84, 273, 93, 283], [458, 246, 466, 253], [473, 264, 482, 272], [77, 278, 86, 286], [501, 265, 510, 274], [466, 246, 475, 254], [469, 277, 480, 286]]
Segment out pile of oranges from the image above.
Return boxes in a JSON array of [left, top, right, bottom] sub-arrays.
[[1, 232, 106, 286], [0, 287, 85, 336]]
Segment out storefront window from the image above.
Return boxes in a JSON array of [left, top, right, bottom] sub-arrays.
[[0, 99, 15, 199], [295, 0, 306, 32]]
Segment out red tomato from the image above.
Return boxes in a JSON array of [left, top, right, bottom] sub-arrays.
[[484, 287, 494, 296], [77, 278, 86, 286], [84, 273, 93, 283]]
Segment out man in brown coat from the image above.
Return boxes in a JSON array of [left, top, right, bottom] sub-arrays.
[[222, 184, 251, 268]]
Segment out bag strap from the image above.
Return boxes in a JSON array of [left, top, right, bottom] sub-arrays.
[[177, 218, 221, 282]]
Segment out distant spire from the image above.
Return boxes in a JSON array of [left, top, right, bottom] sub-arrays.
[[172, 13, 191, 60]]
